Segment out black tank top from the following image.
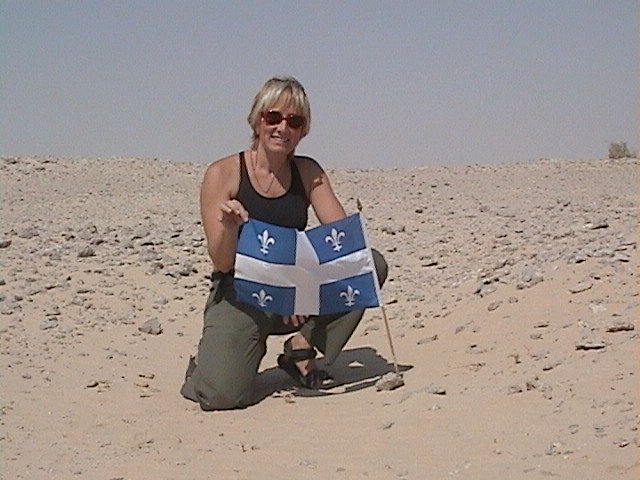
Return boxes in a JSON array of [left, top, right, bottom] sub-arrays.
[[236, 151, 309, 230]]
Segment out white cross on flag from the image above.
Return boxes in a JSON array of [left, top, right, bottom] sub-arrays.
[[234, 213, 383, 316]]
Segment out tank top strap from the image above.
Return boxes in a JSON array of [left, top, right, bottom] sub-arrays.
[[238, 150, 249, 186], [289, 157, 304, 195]]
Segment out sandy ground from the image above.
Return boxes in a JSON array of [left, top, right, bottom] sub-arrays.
[[1, 155, 638, 479]]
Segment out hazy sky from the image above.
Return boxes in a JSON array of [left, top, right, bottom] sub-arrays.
[[2, 1, 637, 168]]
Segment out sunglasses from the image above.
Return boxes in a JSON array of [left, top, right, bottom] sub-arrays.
[[262, 110, 306, 129]]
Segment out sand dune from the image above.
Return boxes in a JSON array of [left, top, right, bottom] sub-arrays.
[[1, 155, 638, 479]]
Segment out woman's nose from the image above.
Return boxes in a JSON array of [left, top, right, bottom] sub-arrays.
[[275, 119, 288, 130]]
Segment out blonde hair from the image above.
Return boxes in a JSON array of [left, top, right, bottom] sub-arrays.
[[247, 76, 311, 148]]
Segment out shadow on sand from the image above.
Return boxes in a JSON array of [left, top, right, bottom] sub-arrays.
[[251, 347, 413, 403]]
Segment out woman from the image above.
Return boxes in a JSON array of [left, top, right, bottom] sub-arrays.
[[180, 76, 387, 410]]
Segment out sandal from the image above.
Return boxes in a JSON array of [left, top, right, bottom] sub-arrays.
[[277, 338, 331, 389]]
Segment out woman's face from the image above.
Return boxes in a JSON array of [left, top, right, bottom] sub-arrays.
[[256, 99, 305, 156]]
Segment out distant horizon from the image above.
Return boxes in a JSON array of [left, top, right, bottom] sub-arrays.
[[4, 151, 636, 171], [2, 1, 637, 169]]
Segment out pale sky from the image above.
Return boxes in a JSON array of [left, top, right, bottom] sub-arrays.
[[1, 1, 637, 168]]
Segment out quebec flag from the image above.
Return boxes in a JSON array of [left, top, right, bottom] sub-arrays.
[[234, 213, 383, 316]]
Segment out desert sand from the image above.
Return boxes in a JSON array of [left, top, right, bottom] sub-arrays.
[[1, 154, 638, 479]]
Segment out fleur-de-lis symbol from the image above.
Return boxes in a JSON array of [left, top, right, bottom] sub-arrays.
[[325, 228, 345, 252], [252, 289, 273, 307], [257, 229, 275, 255], [339, 285, 360, 307]]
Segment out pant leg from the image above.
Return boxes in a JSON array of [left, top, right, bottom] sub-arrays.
[[300, 248, 388, 364], [181, 249, 389, 407], [180, 276, 270, 410]]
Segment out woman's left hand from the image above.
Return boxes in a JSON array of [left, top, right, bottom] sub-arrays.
[[283, 315, 308, 327]]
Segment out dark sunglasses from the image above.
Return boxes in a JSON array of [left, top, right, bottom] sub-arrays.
[[262, 110, 306, 129]]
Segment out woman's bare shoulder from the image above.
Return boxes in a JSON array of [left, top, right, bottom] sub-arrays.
[[201, 152, 242, 197], [204, 153, 241, 177]]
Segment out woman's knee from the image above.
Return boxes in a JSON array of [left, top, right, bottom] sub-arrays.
[[190, 325, 261, 411], [193, 375, 253, 411]]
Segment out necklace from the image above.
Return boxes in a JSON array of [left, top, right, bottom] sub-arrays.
[[251, 150, 278, 194]]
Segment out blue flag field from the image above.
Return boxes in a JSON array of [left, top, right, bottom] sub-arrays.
[[233, 213, 383, 316]]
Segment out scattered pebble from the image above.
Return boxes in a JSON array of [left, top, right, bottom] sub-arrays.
[[606, 322, 635, 333], [138, 319, 162, 335], [575, 341, 607, 351], [569, 281, 593, 294], [375, 372, 405, 391]]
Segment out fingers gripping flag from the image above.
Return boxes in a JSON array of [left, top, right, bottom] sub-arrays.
[[234, 213, 383, 316]]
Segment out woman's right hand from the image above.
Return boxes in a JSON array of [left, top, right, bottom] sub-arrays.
[[218, 199, 249, 227]]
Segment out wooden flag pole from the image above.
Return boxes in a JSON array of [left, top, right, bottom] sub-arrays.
[[357, 199, 401, 376], [380, 304, 400, 375]]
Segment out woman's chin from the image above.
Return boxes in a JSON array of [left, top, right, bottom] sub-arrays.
[[266, 143, 294, 156]]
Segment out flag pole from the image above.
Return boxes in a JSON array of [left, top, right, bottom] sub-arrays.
[[380, 304, 400, 376], [357, 199, 401, 376]]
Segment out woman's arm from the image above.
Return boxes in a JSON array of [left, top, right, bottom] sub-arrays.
[[297, 157, 346, 224], [200, 155, 247, 272]]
